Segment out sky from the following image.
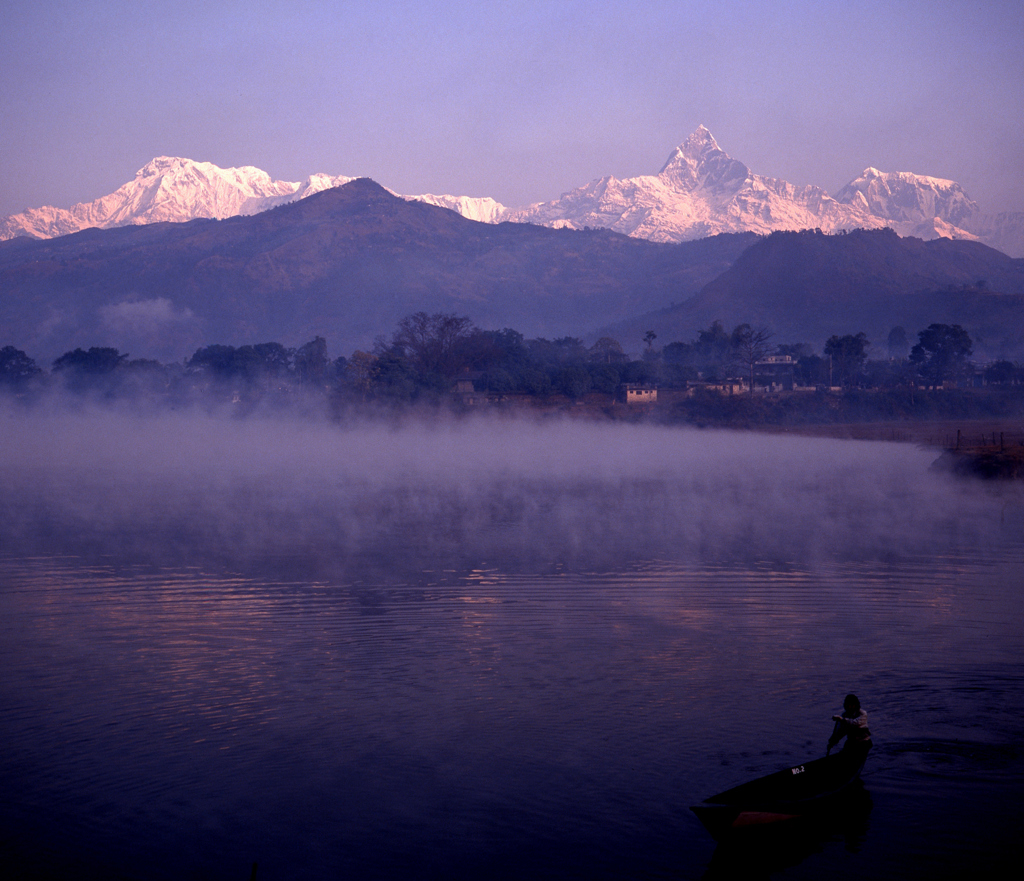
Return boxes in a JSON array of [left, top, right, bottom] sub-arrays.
[[2, 0, 1023, 218]]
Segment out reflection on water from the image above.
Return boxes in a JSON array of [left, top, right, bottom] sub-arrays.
[[3, 549, 1022, 880], [704, 782, 874, 880], [1, 414, 1023, 879]]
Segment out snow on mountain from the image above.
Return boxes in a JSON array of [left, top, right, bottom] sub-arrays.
[[504, 126, 884, 241], [502, 126, 1022, 254], [832, 167, 1024, 253], [2, 131, 1022, 256], [246, 171, 358, 213], [961, 211, 1024, 258], [0, 157, 306, 239], [410, 193, 509, 224], [0, 158, 362, 240], [0, 155, 501, 241], [833, 167, 978, 227]]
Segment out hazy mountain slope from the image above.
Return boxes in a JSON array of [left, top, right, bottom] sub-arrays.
[[960, 211, 1024, 259], [601, 228, 1024, 359], [0, 179, 754, 362], [7, 176, 1024, 366]]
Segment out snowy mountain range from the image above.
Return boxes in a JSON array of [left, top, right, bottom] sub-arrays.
[[3, 127, 1023, 256], [0, 156, 356, 240], [503, 127, 1024, 255]]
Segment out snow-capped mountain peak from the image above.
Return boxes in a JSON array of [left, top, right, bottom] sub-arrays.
[[658, 125, 750, 192], [504, 127, 1024, 251], [659, 124, 721, 170], [0, 156, 307, 239], [0, 157, 491, 240], [834, 167, 979, 227], [411, 193, 509, 224], [506, 126, 857, 241], [112, 156, 301, 225], [2, 129, 1022, 256], [126, 156, 291, 202]]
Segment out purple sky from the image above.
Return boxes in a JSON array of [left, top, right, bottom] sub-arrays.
[[2, 0, 1022, 218]]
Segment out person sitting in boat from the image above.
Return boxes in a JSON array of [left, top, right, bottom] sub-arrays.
[[828, 693, 872, 755]]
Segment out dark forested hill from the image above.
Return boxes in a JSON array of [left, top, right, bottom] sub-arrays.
[[0, 179, 755, 361], [598, 228, 1024, 359], [5, 187, 1024, 364]]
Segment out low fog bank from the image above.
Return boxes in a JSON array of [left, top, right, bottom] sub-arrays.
[[1, 405, 1019, 577]]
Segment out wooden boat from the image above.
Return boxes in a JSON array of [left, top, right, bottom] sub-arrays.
[[691, 749, 868, 840]]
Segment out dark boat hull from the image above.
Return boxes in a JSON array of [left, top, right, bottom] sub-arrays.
[[692, 750, 867, 840]]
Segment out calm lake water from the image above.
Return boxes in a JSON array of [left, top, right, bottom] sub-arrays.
[[1, 410, 1022, 880]]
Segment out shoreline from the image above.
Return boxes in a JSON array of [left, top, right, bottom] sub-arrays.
[[751, 419, 1024, 448]]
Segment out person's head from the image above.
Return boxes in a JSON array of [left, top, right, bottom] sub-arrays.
[[843, 694, 861, 715]]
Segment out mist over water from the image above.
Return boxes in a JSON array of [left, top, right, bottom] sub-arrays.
[[1, 404, 1015, 575], [2, 403, 1022, 880]]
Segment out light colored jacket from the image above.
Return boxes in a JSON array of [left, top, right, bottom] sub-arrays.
[[830, 709, 872, 747]]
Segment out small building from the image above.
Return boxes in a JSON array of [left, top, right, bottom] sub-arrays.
[[686, 379, 746, 396], [622, 383, 657, 404], [754, 354, 795, 391], [453, 379, 483, 406]]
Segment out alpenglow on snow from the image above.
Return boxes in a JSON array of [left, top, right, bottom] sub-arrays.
[[2, 128, 1021, 256]]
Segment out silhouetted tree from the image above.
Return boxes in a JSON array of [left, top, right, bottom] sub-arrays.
[[887, 326, 909, 360], [480, 367, 516, 395], [53, 347, 128, 375], [248, 342, 294, 378], [344, 351, 376, 396], [389, 312, 476, 379], [518, 368, 552, 397], [187, 342, 293, 385], [731, 324, 774, 395], [661, 341, 696, 386], [909, 324, 972, 386], [480, 328, 529, 368], [187, 344, 237, 379], [642, 330, 659, 362], [555, 366, 591, 401], [776, 343, 813, 359], [589, 337, 627, 364], [692, 321, 733, 380], [369, 346, 420, 399], [53, 347, 128, 392], [824, 333, 869, 387], [795, 353, 829, 387], [621, 359, 658, 385], [0, 346, 42, 390], [294, 337, 330, 385], [587, 363, 622, 395], [984, 360, 1019, 386], [864, 356, 916, 389], [528, 336, 587, 367]]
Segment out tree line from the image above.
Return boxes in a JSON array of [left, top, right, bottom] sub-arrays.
[[1, 313, 1021, 407]]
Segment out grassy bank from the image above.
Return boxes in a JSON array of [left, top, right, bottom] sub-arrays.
[[658, 387, 1024, 438]]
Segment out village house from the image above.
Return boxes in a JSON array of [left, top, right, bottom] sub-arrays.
[[754, 354, 796, 391], [622, 383, 657, 404]]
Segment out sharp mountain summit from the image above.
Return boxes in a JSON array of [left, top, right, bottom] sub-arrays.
[[2, 130, 1023, 362]]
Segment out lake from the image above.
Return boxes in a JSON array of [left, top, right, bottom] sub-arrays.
[[1, 408, 1022, 879]]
